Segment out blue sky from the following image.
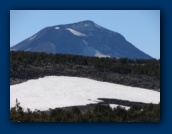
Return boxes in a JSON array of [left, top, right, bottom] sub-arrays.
[[10, 10, 160, 59]]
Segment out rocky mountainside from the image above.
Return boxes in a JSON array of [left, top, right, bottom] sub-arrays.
[[11, 20, 153, 59]]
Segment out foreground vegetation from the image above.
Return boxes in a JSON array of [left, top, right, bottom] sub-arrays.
[[10, 100, 160, 122], [10, 51, 160, 78]]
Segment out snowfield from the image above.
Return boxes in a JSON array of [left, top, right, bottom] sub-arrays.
[[66, 28, 86, 36], [95, 50, 111, 58], [10, 76, 160, 111]]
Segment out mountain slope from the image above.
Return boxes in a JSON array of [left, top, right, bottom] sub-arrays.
[[11, 20, 153, 59]]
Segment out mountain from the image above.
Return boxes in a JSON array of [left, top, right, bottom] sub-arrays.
[[11, 20, 153, 59]]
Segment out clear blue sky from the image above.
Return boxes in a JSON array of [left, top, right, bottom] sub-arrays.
[[10, 10, 160, 59]]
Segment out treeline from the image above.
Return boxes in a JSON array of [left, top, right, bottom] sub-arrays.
[[10, 51, 160, 78], [10, 100, 160, 122]]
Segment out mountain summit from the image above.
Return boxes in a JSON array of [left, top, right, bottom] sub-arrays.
[[11, 20, 153, 59]]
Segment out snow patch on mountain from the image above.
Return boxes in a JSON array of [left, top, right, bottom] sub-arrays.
[[82, 39, 88, 46], [10, 76, 160, 111], [55, 27, 60, 29], [29, 35, 37, 41], [95, 50, 111, 58], [66, 28, 86, 36]]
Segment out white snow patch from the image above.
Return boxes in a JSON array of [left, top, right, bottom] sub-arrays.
[[10, 76, 160, 111], [82, 39, 88, 46], [55, 27, 60, 29], [95, 50, 111, 58], [29, 35, 37, 41], [109, 104, 130, 110], [66, 28, 86, 36]]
